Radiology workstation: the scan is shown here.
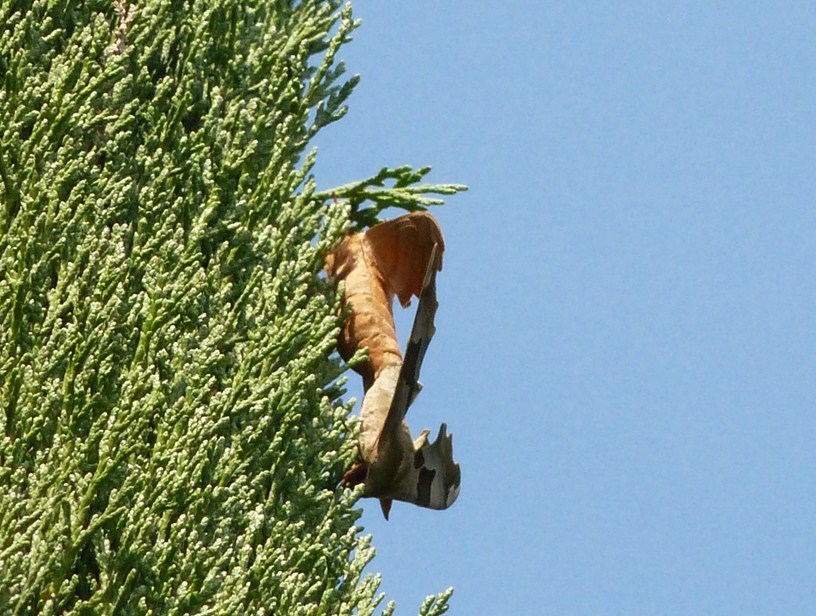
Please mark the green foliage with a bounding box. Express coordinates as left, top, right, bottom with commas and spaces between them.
316, 166, 467, 231
419, 587, 454, 616
0, 0, 455, 613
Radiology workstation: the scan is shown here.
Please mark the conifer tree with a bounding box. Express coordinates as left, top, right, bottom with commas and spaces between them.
0, 1, 462, 613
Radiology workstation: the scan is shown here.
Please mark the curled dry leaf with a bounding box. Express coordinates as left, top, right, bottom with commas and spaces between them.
325, 212, 460, 519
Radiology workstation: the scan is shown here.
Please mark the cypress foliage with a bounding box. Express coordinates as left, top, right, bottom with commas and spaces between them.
0, 1, 461, 613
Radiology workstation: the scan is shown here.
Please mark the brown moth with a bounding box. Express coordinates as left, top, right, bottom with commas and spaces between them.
325, 212, 461, 519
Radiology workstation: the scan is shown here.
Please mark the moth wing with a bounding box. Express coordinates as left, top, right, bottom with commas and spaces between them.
364, 211, 444, 308
411, 423, 461, 510
385, 423, 461, 512
382, 242, 440, 436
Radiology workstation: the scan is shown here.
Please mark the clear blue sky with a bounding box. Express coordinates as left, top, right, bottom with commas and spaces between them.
314, 3, 816, 614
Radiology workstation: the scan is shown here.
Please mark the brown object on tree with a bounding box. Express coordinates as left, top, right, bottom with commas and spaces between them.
325, 212, 444, 389
325, 212, 460, 519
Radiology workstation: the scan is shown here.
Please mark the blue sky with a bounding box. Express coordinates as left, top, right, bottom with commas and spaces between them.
313, 3, 816, 614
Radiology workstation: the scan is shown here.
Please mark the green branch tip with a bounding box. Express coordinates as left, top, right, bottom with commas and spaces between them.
316, 166, 467, 230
